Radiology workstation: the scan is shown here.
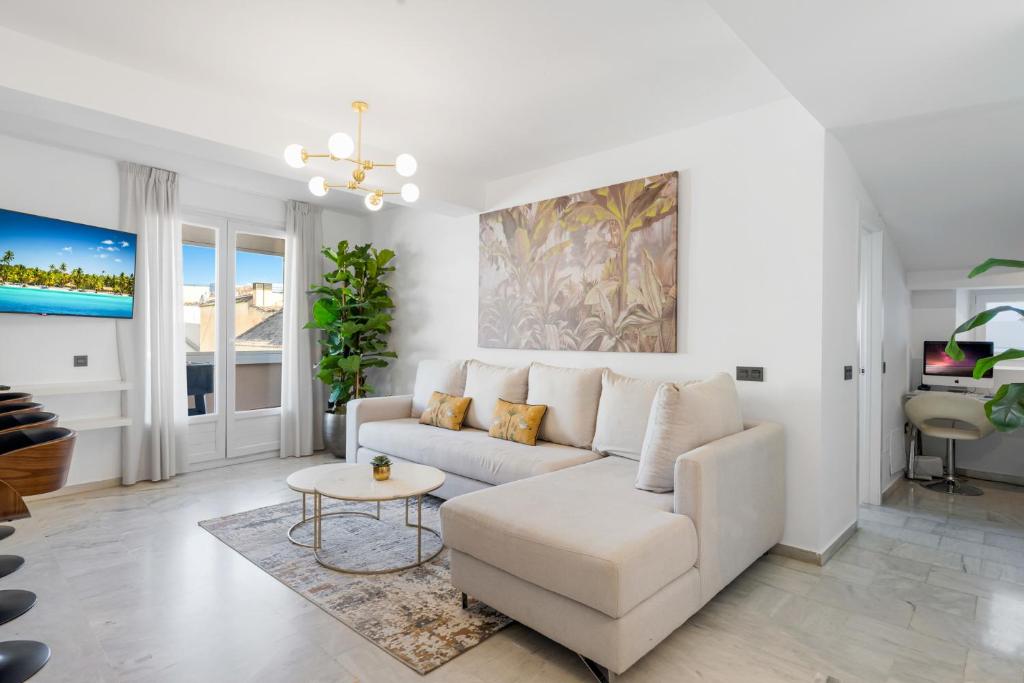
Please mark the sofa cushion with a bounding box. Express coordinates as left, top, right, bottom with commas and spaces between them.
526, 363, 603, 448
411, 360, 467, 418
488, 398, 547, 446
359, 418, 598, 486
636, 373, 744, 493
441, 457, 696, 619
591, 370, 661, 460
418, 392, 472, 431
462, 361, 529, 431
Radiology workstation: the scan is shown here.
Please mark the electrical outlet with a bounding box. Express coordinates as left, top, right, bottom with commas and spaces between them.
74, 355, 88, 367
844, 365, 853, 380
736, 366, 764, 382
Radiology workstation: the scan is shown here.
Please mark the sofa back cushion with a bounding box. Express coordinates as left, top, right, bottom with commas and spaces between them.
411, 360, 467, 418
592, 370, 661, 460
463, 360, 529, 431
635, 373, 744, 492
526, 363, 603, 449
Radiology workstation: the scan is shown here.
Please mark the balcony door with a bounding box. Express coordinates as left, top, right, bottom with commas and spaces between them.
182, 213, 286, 468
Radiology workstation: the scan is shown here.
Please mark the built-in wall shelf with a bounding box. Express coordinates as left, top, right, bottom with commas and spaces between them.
13, 380, 131, 397
61, 416, 133, 432
11, 381, 133, 432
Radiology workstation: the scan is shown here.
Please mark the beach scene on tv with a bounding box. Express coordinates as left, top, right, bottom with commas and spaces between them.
0, 208, 137, 319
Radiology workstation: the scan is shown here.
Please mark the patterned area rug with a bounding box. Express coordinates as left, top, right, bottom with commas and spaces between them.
199, 496, 511, 674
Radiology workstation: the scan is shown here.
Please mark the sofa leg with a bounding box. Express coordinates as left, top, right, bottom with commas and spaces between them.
461, 592, 468, 609
579, 654, 616, 682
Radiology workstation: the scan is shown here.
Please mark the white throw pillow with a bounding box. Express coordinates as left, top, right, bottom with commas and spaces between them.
462, 360, 529, 431
411, 360, 467, 418
635, 373, 744, 493
526, 363, 603, 448
592, 370, 661, 460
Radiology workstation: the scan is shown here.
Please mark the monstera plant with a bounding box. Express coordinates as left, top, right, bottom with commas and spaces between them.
306, 241, 397, 456
945, 258, 1024, 432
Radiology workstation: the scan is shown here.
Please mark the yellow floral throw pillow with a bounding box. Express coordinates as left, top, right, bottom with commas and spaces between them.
419, 391, 472, 431
489, 398, 548, 446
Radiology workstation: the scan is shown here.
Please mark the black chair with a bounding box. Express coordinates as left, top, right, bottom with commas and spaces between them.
186, 363, 214, 416
0, 395, 31, 408
0, 405, 42, 418
0, 427, 75, 682
0, 413, 57, 436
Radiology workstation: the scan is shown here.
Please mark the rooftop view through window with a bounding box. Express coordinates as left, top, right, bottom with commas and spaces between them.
182, 230, 285, 413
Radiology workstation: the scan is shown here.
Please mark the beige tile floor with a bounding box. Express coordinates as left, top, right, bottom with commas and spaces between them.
4, 456, 1024, 682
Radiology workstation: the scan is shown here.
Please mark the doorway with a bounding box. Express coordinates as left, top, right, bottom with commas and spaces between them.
181, 213, 286, 469
857, 226, 884, 505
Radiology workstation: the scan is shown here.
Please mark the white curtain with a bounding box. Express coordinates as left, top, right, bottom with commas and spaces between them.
116, 162, 188, 484
281, 200, 324, 457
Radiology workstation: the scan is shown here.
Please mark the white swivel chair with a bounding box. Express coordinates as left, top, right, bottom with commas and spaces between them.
905, 393, 995, 496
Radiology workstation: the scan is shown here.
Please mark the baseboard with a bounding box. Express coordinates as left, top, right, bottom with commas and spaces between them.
24, 477, 121, 501
956, 468, 1024, 487
771, 520, 858, 567
882, 473, 905, 502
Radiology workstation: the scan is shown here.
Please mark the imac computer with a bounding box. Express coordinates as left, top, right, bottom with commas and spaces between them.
922, 340, 995, 391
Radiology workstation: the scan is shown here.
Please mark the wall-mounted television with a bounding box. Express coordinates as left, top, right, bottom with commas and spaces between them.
0, 208, 137, 319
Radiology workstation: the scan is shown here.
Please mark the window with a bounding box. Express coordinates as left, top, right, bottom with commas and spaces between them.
182, 224, 217, 415
234, 232, 285, 411
972, 289, 1024, 357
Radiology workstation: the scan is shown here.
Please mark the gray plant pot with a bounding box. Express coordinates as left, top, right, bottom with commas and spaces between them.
323, 409, 347, 459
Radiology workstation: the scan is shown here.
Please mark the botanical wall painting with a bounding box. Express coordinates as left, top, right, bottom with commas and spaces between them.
478, 172, 678, 352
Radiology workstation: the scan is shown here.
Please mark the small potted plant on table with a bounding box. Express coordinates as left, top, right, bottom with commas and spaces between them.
371, 455, 392, 481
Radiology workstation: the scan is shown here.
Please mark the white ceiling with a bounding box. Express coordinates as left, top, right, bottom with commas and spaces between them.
707, 0, 1024, 271
0, 0, 788, 212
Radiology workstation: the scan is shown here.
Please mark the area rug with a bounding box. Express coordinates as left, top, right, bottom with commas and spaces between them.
198, 496, 511, 674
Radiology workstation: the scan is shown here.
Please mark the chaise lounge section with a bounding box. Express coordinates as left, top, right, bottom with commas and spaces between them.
442, 421, 784, 678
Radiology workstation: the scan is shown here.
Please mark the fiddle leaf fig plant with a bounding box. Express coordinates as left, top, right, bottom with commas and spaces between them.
305, 241, 397, 412
945, 258, 1024, 432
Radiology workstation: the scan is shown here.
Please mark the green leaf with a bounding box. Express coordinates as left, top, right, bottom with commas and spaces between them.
376, 249, 395, 266
337, 356, 361, 373
338, 321, 360, 339
973, 349, 1024, 379
985, 383, 1024, 432
968, 259, 1024, 278
329, 386, 343, 405
311, 300, 338, 326
946, 305, 1024, 360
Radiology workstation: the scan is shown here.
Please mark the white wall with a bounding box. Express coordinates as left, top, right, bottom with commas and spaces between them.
908, 285, 1024, 480
0, 133, 364, 486
819, 134, 910, 547
368, 98, 845, 553
0, 134, 124, 485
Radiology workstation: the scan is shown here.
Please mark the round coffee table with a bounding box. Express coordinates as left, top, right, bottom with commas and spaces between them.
285, 464, 367, 548
312, 462, 445, 574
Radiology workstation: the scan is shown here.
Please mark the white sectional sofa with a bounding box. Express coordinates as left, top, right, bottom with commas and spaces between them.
347, 360, 785, 680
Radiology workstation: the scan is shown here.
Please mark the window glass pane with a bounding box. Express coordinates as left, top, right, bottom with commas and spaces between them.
234, 232, 284, 411
985, 301, 1024, 353
182, 225, 217, 415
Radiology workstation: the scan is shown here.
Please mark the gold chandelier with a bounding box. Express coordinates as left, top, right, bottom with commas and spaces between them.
283, 100, 419, 211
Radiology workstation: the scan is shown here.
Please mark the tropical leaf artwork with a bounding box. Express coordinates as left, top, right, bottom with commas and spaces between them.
478, 172, 678, 352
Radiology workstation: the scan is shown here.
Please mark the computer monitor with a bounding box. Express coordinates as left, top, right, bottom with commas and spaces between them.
922, 340, 995, 390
